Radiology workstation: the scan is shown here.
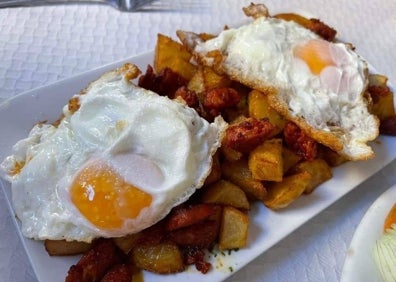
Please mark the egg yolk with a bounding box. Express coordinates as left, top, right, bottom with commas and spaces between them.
70, 161, 152, 229
294, 39, 335, 75
10, 160, 25, 176
384, 204, 396, 232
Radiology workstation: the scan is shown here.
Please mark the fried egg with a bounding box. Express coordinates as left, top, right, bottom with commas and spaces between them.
0, 64, 227, 242
178, 12, 379, 160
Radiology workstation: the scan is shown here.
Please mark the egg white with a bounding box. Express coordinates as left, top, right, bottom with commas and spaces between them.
188, 16, 378, 160
1, 67, 226, 242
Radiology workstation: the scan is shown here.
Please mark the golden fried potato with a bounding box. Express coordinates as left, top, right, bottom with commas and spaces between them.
202, 66, 231, 90
131, 242, 185, 274
187, 67, 206, 93
44, 240, 92, 256
282, 146, 302, 173
248, 90, 286, 136
264, 171, 311, 209
369, 73, 388, 86
204, 152, 222, 185
248, 138, 283, 182
220, 144, 243, 162
113, 233, 142, 254
203, 179, 250, 210
368, 74, 395, 121
154, 34, 196, 80
221, 159, 267, 201
218, 206, 249, 250
290, 158, 332, 194
318, 145, 348, 167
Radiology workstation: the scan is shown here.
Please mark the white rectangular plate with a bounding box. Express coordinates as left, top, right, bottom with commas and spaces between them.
1, 51, 396, 282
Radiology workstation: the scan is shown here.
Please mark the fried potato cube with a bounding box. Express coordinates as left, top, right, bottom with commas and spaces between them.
154, 34, 196, 80
204, 151, 222, 185
187, 66, 205, 94
368, 74, 395, 121
202, 66, 231, 90
282, 146, 302, 173
44, 240, 92, 256
221, 159, 267, 201
248, 90, 286, 136
203, 179, 250, 210
264, 171, 311, 209
248, 138, 283, 182
318, 145, 348, 167
218, 206, 249, 250
113, 233, 141, 254
131, 242, 184, 274
220, 144, 243, 162
369, 73, 388, 86
290, 158, 332, 194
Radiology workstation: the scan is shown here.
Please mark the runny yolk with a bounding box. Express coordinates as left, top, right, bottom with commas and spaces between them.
294, 39, 335, 75
70, 161, 152, 230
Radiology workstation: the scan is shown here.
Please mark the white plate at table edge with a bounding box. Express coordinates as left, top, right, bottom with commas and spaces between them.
341, 184, 396, 282
1, 50, 396, 282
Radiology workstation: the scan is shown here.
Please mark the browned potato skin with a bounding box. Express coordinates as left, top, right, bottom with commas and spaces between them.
44, 240, 92, 256
113, 233, 142, 255
248, 138, 283, 182
318, 145, 348, 167
218, 206, 249, 250
154, 34, 196, 81
290, 159, 332, 194
204, 152, 222, 185
221, 159, 267, 201
131, 242, 185, 274
248, 90, 286, 137
264, 172, 311, 209
282, 146, 302, 173
202, 179, 250, 210
220, 143, 243, 162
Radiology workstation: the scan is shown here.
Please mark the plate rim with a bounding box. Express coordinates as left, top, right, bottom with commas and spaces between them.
341, 184, 396, 282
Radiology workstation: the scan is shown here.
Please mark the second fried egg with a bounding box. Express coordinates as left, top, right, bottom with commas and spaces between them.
181, 14, 378, 160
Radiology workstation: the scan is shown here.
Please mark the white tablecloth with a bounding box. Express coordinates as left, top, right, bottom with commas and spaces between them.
1, 0, 396, 281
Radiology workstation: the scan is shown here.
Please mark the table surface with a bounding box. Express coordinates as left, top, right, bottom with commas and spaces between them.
1, 0, 396, 281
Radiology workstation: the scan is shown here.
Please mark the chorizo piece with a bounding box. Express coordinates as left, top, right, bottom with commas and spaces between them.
368, 84, 392, 103
165, 204, 220, 231
100, 264, 133, 282
169, 220, 220, 249
203, 87, 241, 110
223, 117, 276, 153
283, 121, 318, 161
65, 239, 124, 282
182, 246, 211, 274
380, 115, 396, 136
138, 65, 186, 98
174, 86, 200, 108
